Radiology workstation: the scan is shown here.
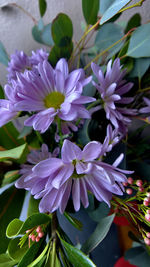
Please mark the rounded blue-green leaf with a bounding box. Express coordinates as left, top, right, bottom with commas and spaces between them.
100, 0, 131, 25
82, 0, 99, 25
51, 13, 73, 47
127, 23, 150, 58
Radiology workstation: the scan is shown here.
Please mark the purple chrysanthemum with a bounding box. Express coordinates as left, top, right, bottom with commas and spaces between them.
7, 49, 48, 82
16, 139, 132, 214
91, 58, 137, 134
140, 97, 150, 122
13, 58, 94, 133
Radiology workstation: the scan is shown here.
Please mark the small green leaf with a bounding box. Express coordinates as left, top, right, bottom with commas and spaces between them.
27, 242, 49, 267
125, 13, 141, 34
32, 23, 54, 46
0, 186, 25, 253
27, 195, 40, 217
0, 41, 9, 66
127, 23, 150, 58
0, 143, 28, 162
64, 212, 83, 230
60, 238, 96, 267
48, 42, 73, 67
129, 58, 150, 79
6, 213, 51, 238
100, 0, 131, 25
0, 254, 16, 267
8, 237, 28, 262
0, 85, 4, 99
2, 170, 20, 187
0, 122, 24, 149
51, 13, 73, 47
39, 0, 47, 17
82, 0, 99, 25
82, 214, 115, 254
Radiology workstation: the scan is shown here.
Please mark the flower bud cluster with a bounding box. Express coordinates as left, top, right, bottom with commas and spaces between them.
123, 177, 144, 195
26, 225, 44, 243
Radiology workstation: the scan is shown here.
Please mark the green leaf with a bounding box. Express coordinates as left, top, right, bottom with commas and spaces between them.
48, 42, 73, 67
0, 254, 16, 267
28, 195, 40, 217
100, 0, 131, 25
0, 85, 4, 99
64, 212, 83, 231
125, 246, 150, 267
81, 214, 115, 254
129, 58, 150, 79
27, 242, 49, 267
88, 202, 110, 222
0, 186, 25, 253
60, 238, 96, 267
95, 22, 124, 58
125, 13, 141, 34
32, 23, 54, 46
18, 126, 32, 139
18, 239, 43, 267
0, 122, 24, 149
0, 143, 28, 162
0, 41, 9, 66
100, 0, 115, 14
2, 170, 20, 187
51, 13, 73, 47
77, 119, 91, 146
6, 213, 51, 238
82, 0, 99, 25
127, 23, 150, 58
8, 237, 28, 262
39, 0, 47, 17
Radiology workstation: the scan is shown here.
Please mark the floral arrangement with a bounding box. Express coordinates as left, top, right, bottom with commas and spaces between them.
0, 0, 150, 266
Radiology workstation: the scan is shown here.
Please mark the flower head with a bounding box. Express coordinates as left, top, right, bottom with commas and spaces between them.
16, 139, 132, 214
91, 58, 137, 134
14, 58, 94, 132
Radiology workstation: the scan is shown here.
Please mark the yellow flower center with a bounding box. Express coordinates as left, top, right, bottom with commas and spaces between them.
44, 91, 65, 109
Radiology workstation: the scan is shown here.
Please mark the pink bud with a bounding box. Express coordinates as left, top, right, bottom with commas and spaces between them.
38, 232, 44, 238
136, 180, 143, 187
123, 182, 128, 187
144, 200, 149, 206
147, 192, 150, 197
146, 232, 150, 238
127, 177, 133, 185
126, 188, 133, 195
31, 235, 36, 242
139, 187, 144, 192
147, 210, 150, 214
145, 214, 150, 222
26, 230, 30, 234
36, 236, 40, 242
144, 237, 150, 246
36, 226, 41, 233
29, 234, 32, 239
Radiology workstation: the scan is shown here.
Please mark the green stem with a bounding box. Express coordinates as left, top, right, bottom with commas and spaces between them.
57, 117, 63, 147
9, 3, 37, 24
35, 131, 43, 144
118, 0, 146, 13
87, 99, 101, 110
84, 28, 135, 71
137, 87, 150, 93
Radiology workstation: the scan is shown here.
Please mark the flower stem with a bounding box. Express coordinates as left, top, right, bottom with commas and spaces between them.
118, 0, 146, 13
9, 3, 37, 24
84, 28, 135, 71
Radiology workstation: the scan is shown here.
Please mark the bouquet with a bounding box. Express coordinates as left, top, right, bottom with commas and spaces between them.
0, 0, 150, 266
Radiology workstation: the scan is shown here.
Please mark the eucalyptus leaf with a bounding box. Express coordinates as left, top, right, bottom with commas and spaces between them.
18, 126, 32, 139
64, 212, 83, 231
0, 143, 28, 162
77, 119, 91, 146
100, 0, 131, 25
82, 0, 99, 25
0, 41, 9, 66
88, 202, 110, 222
48, 42, 73, 67
129, 58, 150, 79
100, 0, 115, 14
39, 0, 47, 17
51, 13, 73, 47
32, 23, 54, 46
8, 237, 28, 262
0, 186, 25, 253
125, 246, 150, 267
60, 238, 96, 267
95, 23, 124, 58
127, 23, 150, 58
81, 214, 115, 254
125, 13, 141, 34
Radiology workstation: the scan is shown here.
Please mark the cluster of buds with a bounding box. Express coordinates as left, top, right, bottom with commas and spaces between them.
123, 177, 144, 195
26, 225, 44, 243
144, 232, 150, 246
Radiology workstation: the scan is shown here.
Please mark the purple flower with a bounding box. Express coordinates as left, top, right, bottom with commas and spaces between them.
7, 49, 48, 82
21, 140, 132, 214
14, 58, 94, 133
91, 59, 137, 134
140, 97, 150, 122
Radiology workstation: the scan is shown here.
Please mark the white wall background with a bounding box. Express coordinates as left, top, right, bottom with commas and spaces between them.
0, 0, 150, 86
